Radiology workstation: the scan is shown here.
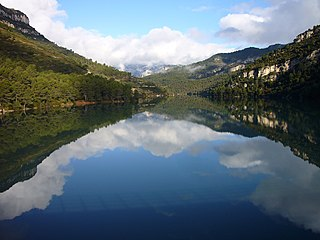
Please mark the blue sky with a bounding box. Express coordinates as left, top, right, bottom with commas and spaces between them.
58, 0, 250, 38
0, 0, 319, 67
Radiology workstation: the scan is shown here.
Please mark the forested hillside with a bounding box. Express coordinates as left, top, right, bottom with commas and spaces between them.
0, 20, 134, 112
144, 45, 283, 95
0, 4, 163, 113
207, 25, 320, 101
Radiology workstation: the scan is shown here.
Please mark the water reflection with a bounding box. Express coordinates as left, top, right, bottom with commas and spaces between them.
0, 109, 320, 234
214, 139, 320, 232
0, 112, 233, 220
151, 96, 320, 166
0, 105, 134, 192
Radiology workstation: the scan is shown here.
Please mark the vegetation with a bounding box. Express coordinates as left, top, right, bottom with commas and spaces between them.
144, 69, 231, 95
144, 45, 283, 95
1, 95, 319, 191
0, 57, 134, 110
208, 25, 320, 101
149, 96, 320, 167
0, 21, 164, 112
188, 44, 284, 79
146, 26, 320, 102
215, 98, 320, 166
0, 104, 135, 192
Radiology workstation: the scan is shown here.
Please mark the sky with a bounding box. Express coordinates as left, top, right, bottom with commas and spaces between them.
0, 0, 320, 68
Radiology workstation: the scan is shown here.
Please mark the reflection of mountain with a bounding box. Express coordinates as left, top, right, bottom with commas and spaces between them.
0, 105, 134, 192
149, 96, 320, 167
0, 112, 233, 220
149, 96, 259, 137
1, 110, 320, 235
223, 100, 320, 166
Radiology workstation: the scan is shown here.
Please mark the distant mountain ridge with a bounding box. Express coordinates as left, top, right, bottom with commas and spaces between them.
0, 4, 46, 40
145, 44, 284, 80
188, 44, 284, 79
143, 44, 284, 95
145, 24, 320, 101
124, 64, 174, 77
207, 25, 320, 101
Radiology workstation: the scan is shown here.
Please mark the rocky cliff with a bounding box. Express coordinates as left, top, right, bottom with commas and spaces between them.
242, 60, 293, 81
208, 25, 320, 101
294, 29, 315, 43
187, 44, 284, 79
240, 25, 320, 83
0, 3, 46, 40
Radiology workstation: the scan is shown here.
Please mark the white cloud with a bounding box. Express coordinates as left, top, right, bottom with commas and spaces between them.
0, 0, 230, 67
217, 0, 320, 45
218, 13, 266, 44
186, 27, 211, 43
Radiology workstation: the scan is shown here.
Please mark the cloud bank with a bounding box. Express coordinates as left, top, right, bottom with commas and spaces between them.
0, 0, 230, 68
1, 0, 318, 67
217, 0, 320, 45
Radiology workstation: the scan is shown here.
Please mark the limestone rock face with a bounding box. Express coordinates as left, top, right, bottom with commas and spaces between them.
230, 64, 245, 72
242, 59, 296, 82
0, 3, 46, 40
307, 49, 320, 60
0, 4, 29, 25
294, 29, 314, 43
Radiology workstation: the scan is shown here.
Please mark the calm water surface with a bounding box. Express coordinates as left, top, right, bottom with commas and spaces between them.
0, 99, 319, 239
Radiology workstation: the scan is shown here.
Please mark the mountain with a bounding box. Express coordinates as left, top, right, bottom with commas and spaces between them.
146, 44, 284, 79
144, 44, 284, 95
186, 44, 284, 79
208, 25, 320, 101
0, 4, 46, 40
124, 64, 174, 77
0, 4, 162, 113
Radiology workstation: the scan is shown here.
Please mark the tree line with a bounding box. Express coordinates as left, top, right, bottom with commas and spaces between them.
0, 58, 134, 112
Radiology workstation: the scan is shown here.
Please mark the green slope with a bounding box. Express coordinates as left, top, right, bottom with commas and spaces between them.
0, 20, 136, 111
144, 44, 283, 95
0, 4, 165, 112
208, 25, 320, 101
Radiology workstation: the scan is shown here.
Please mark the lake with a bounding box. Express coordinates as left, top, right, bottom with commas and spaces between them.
0, 97, 319, 240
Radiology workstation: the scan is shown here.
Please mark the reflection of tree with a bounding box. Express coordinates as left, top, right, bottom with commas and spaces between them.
0, 105, 134, 192
223, 99, 320, 166
150, 96, 320, 167
0, 112, 231, 220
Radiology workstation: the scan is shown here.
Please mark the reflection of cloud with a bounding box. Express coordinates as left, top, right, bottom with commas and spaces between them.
3, 111, 320, 233
0, 158, 71, 220
215, 138, 320, 232
251, 178, 320, 233
0, 112, 231, 220
68, 112, 231, 159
